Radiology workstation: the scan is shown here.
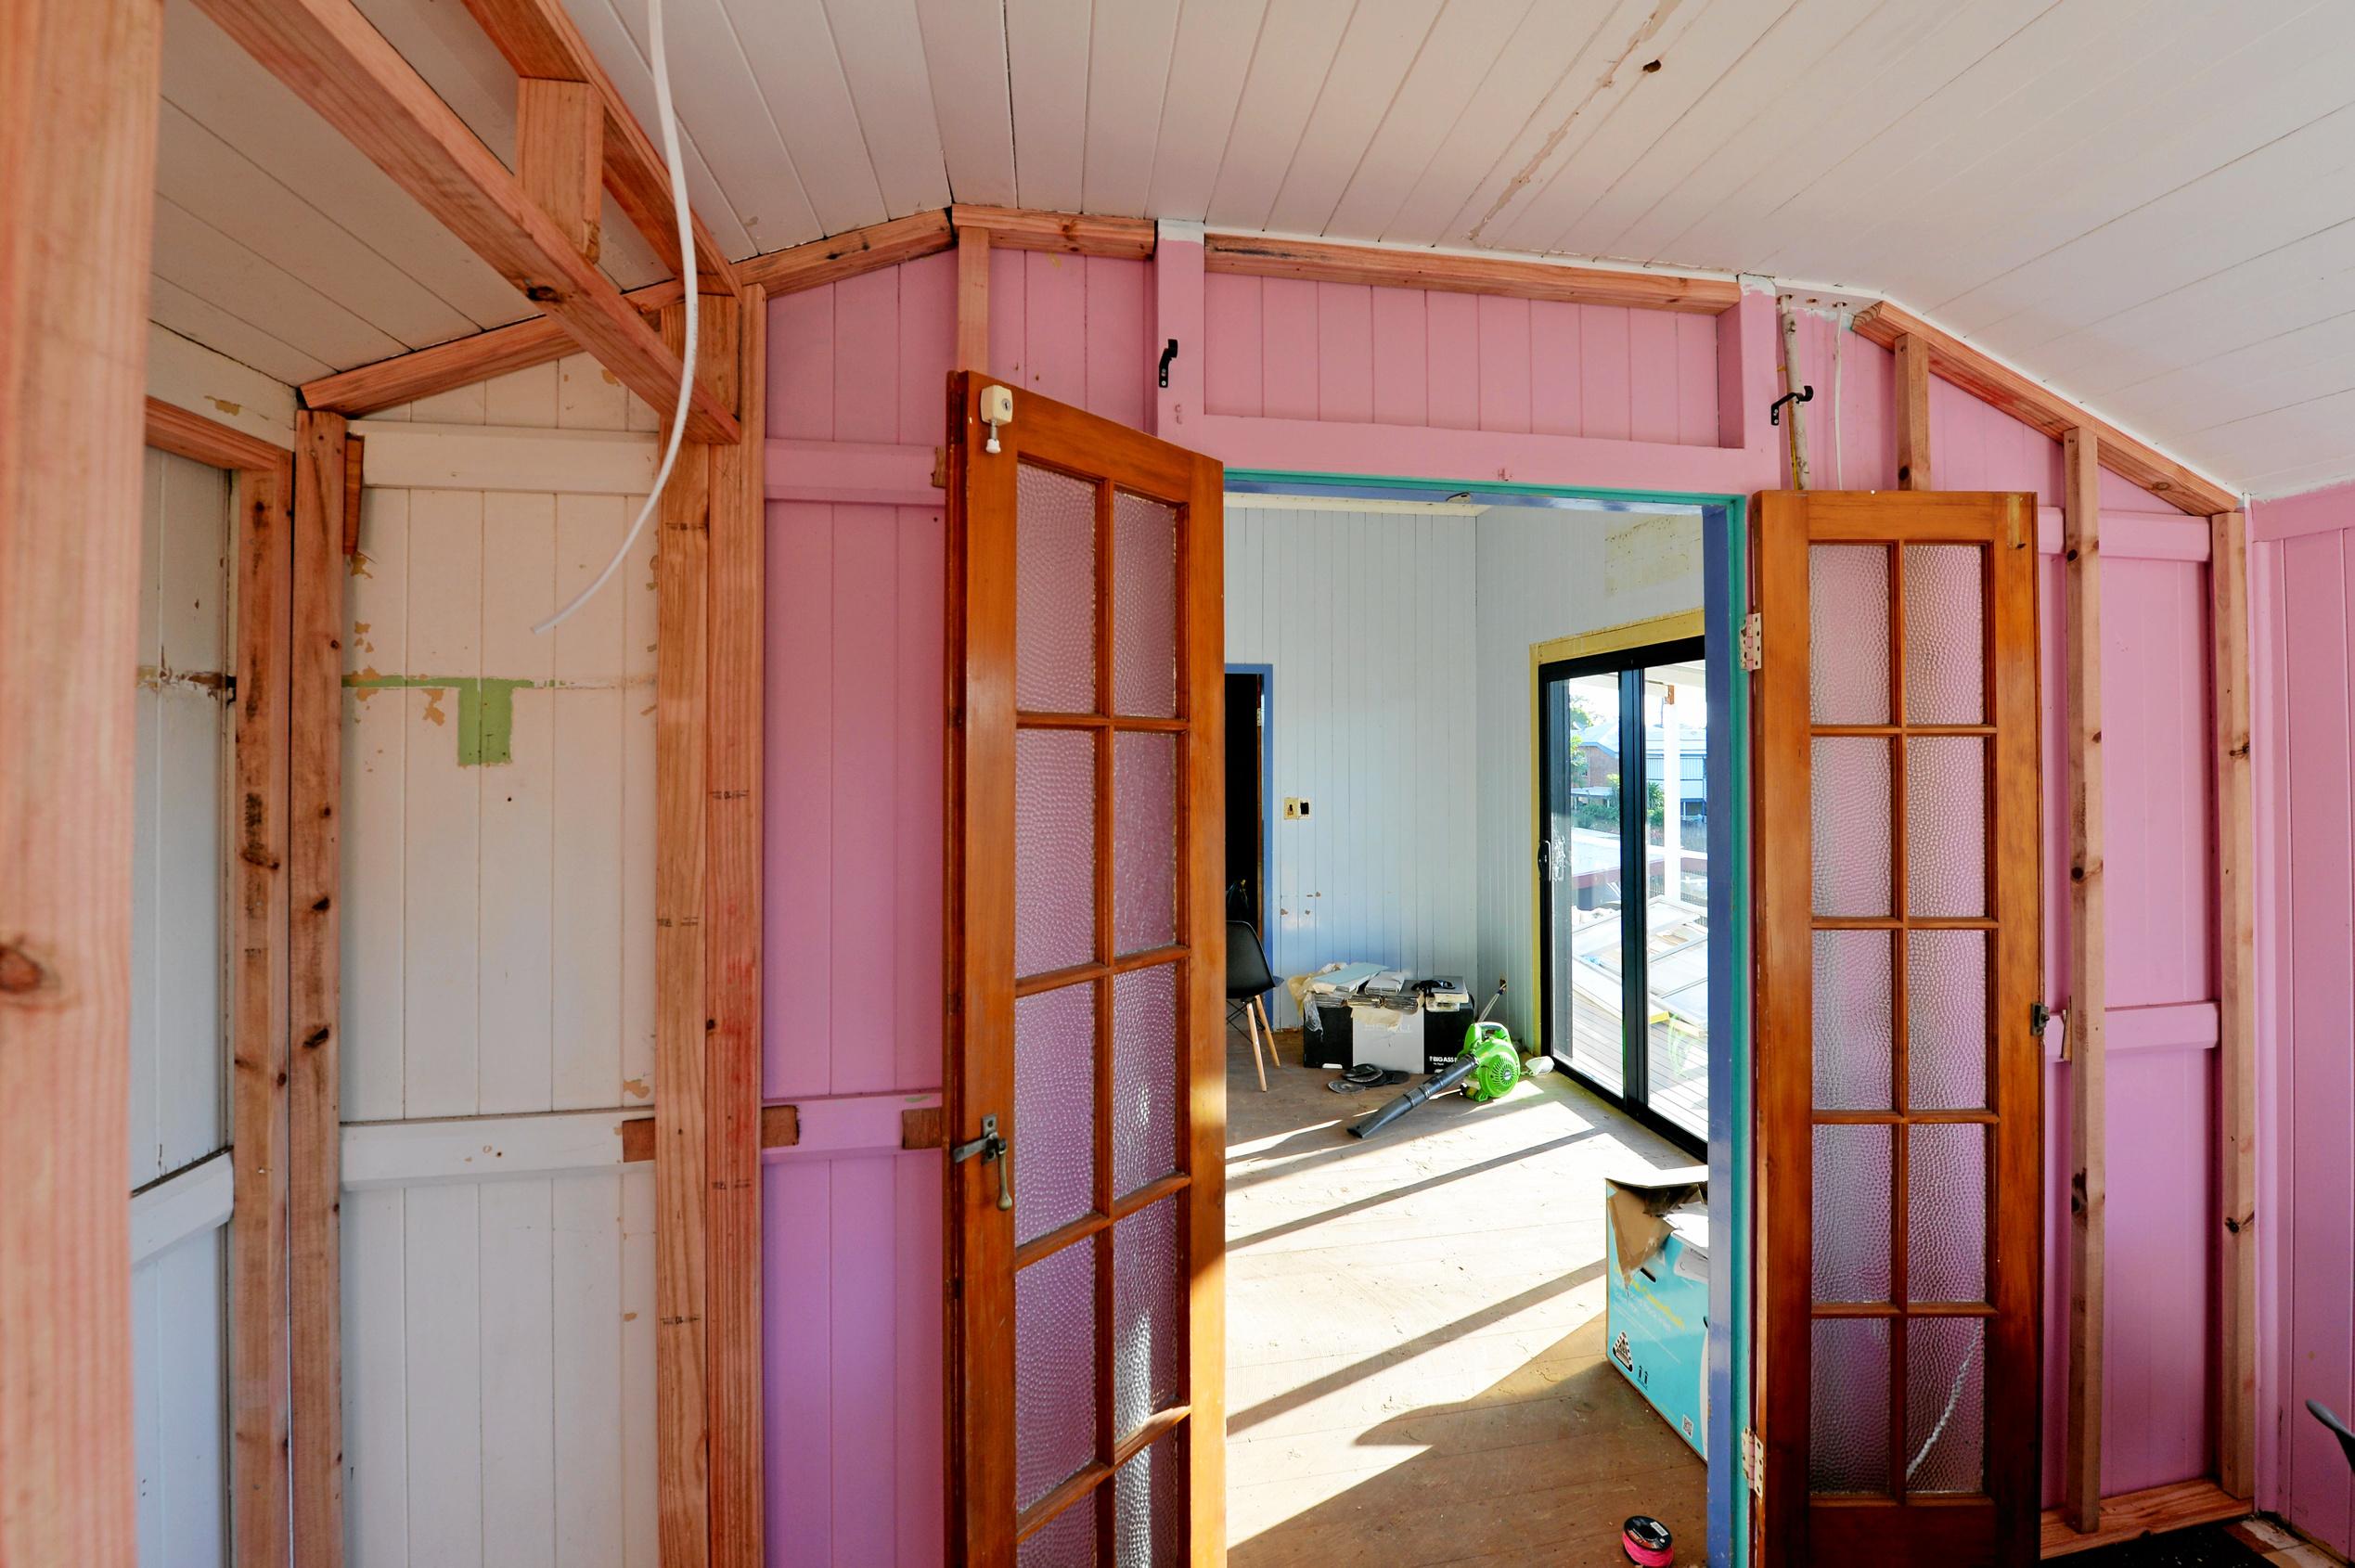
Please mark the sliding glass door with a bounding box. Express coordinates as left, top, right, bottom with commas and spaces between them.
1538, 638, 1709, 1141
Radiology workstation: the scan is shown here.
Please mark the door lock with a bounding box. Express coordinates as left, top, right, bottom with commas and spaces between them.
951, 1112, 1015, 1211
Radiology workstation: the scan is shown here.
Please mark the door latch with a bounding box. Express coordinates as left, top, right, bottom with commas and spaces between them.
951, 1112, 1015, 1212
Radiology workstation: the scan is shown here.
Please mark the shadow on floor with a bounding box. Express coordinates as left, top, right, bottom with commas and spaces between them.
1226, 1024, 1707, 1567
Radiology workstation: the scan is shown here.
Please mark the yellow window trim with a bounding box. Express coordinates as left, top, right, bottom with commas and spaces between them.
1525, 607, 1705, 1060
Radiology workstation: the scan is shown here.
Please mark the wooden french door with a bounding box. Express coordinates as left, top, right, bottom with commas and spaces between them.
1752, 491, 2041, 1567
944, 371, 1227, 1566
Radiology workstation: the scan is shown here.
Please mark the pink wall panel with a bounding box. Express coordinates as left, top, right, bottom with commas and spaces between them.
765, 261, 2251, 1555
2250, 495, 2355, 1555
1198, 276, 1722, 446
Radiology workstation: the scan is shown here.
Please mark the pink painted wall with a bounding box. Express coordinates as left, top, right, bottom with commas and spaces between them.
2248, 480, 2355, 1557
759, 257, 2236, 1555
1202, 275, 1719, 444
1787, 315, 2225, 1508
761, 251, 957, 1566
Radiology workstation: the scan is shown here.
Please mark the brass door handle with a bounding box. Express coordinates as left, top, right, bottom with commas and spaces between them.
951, 1112, 1015, 1211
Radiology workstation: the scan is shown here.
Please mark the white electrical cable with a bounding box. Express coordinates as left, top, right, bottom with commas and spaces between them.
534, 0, 698, 636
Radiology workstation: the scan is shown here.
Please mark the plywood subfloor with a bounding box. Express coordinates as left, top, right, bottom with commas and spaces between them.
1226, 1024, 1708, 1567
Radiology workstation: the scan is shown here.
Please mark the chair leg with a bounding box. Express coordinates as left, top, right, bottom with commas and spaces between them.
1253, 997, 1279, 1068
1243, 994, 1269, 1092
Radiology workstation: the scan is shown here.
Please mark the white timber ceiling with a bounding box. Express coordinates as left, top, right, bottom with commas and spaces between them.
153, 0, 2355, 497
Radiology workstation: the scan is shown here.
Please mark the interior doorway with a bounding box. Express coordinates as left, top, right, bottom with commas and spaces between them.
1216, 479, 1746, 1566
1225, 666, 1269, 932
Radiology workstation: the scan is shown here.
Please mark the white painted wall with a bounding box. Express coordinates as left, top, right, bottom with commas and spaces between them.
340, 354, 663, 1568
1470, 505, 1704, 1047
129, 443, 235, 1568
1224, 503, 1478, 1024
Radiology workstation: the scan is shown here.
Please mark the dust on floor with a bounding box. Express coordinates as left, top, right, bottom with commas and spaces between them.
1225, 1023, 1708, 1567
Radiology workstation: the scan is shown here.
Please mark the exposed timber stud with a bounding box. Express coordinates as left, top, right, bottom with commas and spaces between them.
230, 453, 296, 1568
704, 288, 766, 1568
1895, 331, 1932, 490
516, 78, 603, 263
2212, 508, 2257, 1498
290, 409, 349, 1566
652, 294, 727, 1568
0, 8, 168, 1556
956, 223, 991, 372
2063, 427, 2106, 1535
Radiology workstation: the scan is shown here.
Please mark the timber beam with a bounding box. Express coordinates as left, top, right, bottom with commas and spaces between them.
193, 0, 738, 443
458, 0, 739, 290
1856, 302, 2233, 515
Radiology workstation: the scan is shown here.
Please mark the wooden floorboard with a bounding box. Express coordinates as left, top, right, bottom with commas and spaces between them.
1226, 1027, 1705, 1566
2038, 1478, 2251, 1557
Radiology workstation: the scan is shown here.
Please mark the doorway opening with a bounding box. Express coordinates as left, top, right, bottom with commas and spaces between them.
1225, 665, 1270, 932
1216, 476, 1747, 1567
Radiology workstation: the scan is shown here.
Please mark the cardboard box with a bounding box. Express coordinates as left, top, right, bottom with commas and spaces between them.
1603, 1169, 1709, 1459
1345, 999, 1423, 1072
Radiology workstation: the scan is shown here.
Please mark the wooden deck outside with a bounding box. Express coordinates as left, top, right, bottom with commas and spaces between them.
1225, 1025, 1708, 1566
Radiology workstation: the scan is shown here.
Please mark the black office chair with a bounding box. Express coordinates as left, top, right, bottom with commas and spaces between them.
1226, 920, 1279, 1092
2311, 1400, 2355, 1473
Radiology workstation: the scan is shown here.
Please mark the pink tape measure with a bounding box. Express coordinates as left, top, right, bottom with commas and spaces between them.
1620, 1515, 1674, 1566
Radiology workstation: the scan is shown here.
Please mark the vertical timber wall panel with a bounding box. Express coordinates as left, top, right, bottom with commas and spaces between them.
129, 445, 236, 1568
338, 355, 664, 1567
1222, 505, 1478, 1026
2247, 481, 2355, 1557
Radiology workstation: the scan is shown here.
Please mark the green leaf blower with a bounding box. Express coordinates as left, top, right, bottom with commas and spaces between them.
1350, 978, 1545, 1138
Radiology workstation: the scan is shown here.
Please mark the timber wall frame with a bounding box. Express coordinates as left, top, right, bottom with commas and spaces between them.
1887, 358, 2260, 1554
22, 0, 2258, 1546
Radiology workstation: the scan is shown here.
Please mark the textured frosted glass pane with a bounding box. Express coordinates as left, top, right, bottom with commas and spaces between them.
1812, 1124, 1891, 1303
1112, 964, 1179, 1198
1908, 1123, 1988, 1303
1018, 729, 1097, 977
1810, 544, 1890, 724
1018, 463, 1098, 713
1810, 1317, 1891, 1495
1811, 738, 1891, 918
1113, 1196, 1183, 1441
1113, 1433, 1181, 1568
1113, 492, 1178, 718
1904, 546, 1985, 724
1906, 1317, 1986, 1495
1015, 984, 1097, 1245
1813, 931, 1893, 1112
1016, 1240, 1099, 1511
1113, 732, 1178, 954
1906, 737, 1986, 918
1909, 931, 1988, 1111
1019, 1496, 1098, 1567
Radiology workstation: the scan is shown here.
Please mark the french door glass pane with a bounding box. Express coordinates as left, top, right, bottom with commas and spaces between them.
1113, 1433, 1182, 1567
1014, 983, 1097, 1245
1113, 492, 1178, 718
1113, 732, 1178, 954
1551, 672, 1625, 1096
1643, 662, 1708, 1137
1017, 729, 1097, 977
1019, 1499, 1097, 1567
1016, 463, 1097, 713
1111, 965, 1179, 1198
1113, 1193, 1183, 1440
1906, 1317, 1987, 1494
1810, 1317, 1892, 1494
1016, 1237, 1100, 1511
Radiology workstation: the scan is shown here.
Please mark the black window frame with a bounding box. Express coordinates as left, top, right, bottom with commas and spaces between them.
1536, 635, 1708, 1153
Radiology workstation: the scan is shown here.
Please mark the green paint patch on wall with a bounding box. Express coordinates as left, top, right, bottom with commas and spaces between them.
344, 673, 534, 765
